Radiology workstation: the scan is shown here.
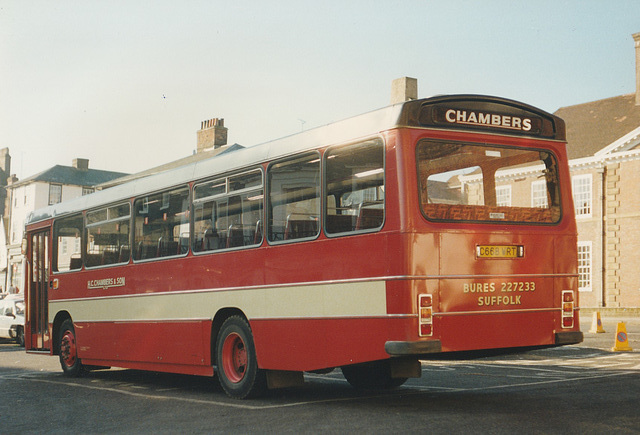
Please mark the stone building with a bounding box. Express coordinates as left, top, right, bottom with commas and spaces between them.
555, 32, 640, 308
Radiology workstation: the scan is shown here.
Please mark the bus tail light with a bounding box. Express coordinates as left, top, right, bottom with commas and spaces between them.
419, 294, 433, 337
561, 290, 574, 328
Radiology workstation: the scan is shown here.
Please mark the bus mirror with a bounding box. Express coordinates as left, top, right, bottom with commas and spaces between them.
21, 238, 27, 255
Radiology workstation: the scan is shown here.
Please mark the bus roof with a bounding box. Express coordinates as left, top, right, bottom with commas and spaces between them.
26, 95, 565, 225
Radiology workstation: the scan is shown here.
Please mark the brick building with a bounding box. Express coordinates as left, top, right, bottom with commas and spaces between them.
554, 32, 640, 308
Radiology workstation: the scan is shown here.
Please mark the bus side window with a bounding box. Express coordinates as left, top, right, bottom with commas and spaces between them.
86, 203, 131, 267
53, 214, 83, 272
267, 152, 320, 243
193, 169, 263, 253
133, 186, 190, 261
324, 138, 385, 235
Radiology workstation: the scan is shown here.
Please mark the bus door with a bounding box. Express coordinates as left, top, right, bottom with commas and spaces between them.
27, 230, 50, 351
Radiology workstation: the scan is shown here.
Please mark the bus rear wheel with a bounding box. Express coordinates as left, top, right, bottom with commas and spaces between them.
215, 316, 266, 399
59, 319, 84, 377
341, 360, 407, 390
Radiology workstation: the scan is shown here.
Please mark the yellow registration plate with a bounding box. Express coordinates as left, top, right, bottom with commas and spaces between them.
476, 245, 524, 258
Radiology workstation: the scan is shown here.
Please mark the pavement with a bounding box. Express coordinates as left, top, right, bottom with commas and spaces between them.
579, 311, 640, 351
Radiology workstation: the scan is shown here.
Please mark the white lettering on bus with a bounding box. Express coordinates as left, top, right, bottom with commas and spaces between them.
477, 295, 522, 306
444, 109, 533, 132
463, 283, 496, 293
88, 277, 126, 290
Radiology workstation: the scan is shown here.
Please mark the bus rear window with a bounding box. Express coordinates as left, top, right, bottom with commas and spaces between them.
417, 140, 561, 224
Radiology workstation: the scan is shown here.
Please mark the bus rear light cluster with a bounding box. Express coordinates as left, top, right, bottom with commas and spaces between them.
419, 294, 433, 337
561, 290, 574, 328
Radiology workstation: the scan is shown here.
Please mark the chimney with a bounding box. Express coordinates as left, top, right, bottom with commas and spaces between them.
390, 77, 418, 104
72, 158, 89, 171
634, 32, 640, 105
197, 118, 228, 153
0, 148, 10, 176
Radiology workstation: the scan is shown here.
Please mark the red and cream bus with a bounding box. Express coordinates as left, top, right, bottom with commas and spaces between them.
24, 95, 582, 398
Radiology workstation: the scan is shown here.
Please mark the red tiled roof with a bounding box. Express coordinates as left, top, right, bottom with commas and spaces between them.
554, 93, 640, 159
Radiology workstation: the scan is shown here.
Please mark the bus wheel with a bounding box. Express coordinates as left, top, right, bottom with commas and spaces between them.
215, 316, 266, 399
341, 360, 407, 390
59, 319, 83, 377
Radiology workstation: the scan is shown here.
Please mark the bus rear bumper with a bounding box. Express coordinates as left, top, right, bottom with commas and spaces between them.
555, 331, 584, 345
385, 339, 442, 356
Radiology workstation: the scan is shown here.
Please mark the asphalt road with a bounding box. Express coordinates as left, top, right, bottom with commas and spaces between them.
1, 315, 639, 434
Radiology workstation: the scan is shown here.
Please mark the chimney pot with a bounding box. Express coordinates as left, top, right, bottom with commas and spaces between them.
197, 118, 228, 153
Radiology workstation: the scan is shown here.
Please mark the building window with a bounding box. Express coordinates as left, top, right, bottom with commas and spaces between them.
572, 174, 592, 217
531, 180, 548, 208
82, 187, 95, 196
495, 185, 512, 207
577, 241, 592, 291
49, 184, 62, 205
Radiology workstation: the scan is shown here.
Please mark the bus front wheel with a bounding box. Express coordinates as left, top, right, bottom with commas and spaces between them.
215, 316, 266, 399
341, 360, 407, 390
58, 319, 84, 377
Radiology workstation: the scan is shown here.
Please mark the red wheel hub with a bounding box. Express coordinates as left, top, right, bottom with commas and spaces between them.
221, 332, 247, 383
60, 330, 77, 368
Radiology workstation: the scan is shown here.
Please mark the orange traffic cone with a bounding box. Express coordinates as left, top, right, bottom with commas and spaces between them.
589, 311, 605, 333
612, 322, 633, 352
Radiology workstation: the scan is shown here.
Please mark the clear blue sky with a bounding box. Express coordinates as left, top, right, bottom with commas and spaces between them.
1, 1, 639, 179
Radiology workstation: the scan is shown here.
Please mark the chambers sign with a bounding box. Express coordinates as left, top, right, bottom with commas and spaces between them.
422, 105, 544, 135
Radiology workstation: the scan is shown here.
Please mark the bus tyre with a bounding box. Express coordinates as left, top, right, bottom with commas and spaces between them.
59, 319, 84, 377
216, 316, 266, 399
341, 360, 407, 390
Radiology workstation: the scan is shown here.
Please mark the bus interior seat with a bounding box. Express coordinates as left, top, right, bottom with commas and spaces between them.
137, 241, 157, 260
227, 225, 245, 248
119, 245, 131, 263
85, 253, 102, 267
284, 215, 318, 240
356, 208, 383, 230
102, 248, 119, 265
157, 238, 179, 257
202, 228, 219, 251
69, 256, 83, 270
